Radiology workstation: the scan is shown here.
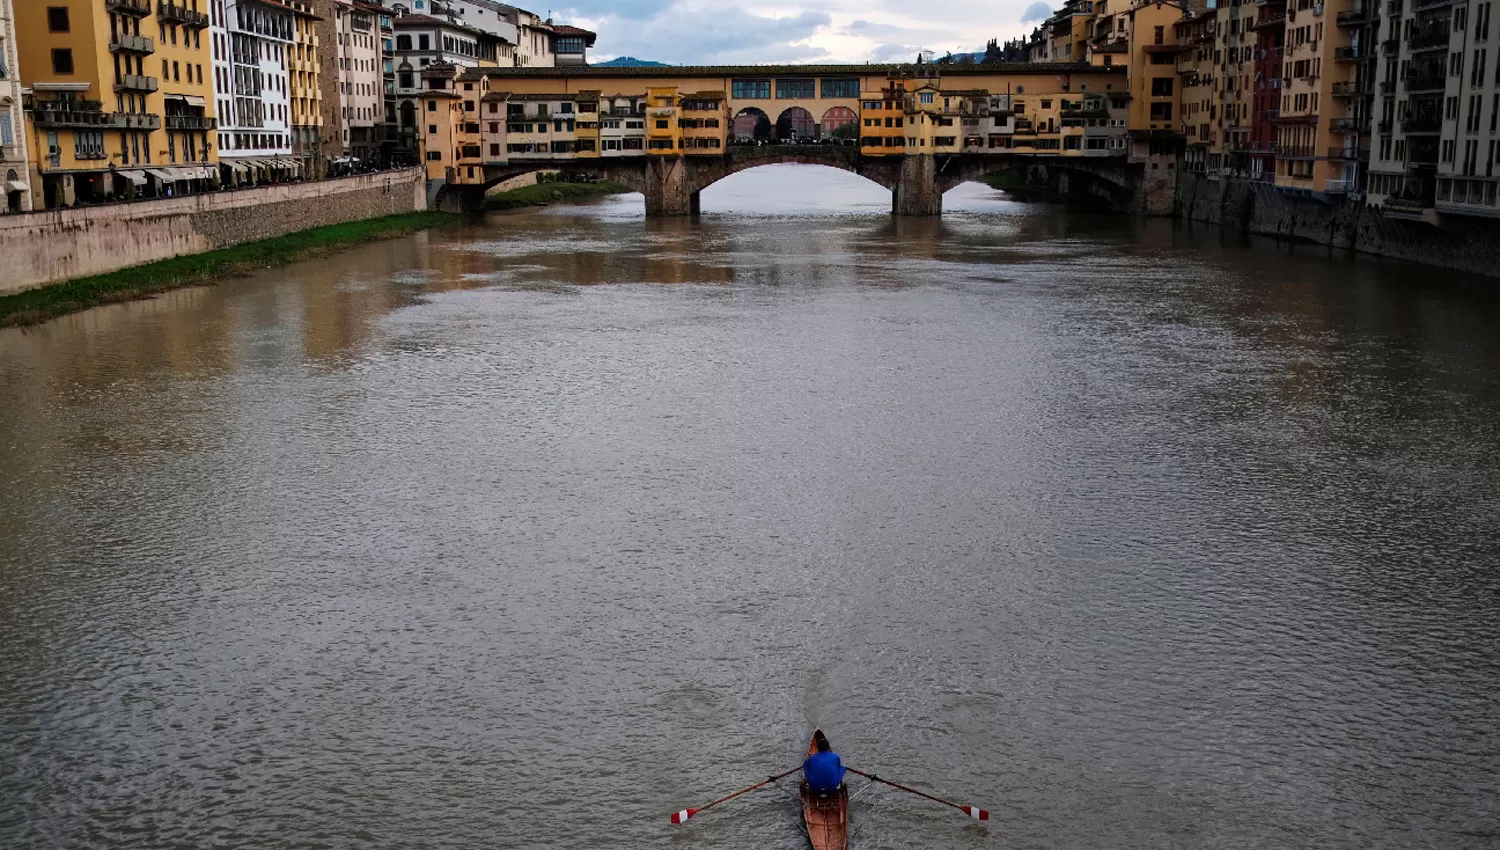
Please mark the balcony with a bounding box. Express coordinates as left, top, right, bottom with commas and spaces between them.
122, 113, 163, 130
1383, 37, 1400, 56
1325, 179, 1356, 193
165, 114, 217, 130
1253, 12, 1287, 28
1333, 46, 1364, 61
1405, 74, 1446, 92
110, 33, 155, 54
1275, 145, 1317, 158
1329, 116, 1369, 131
1379, 79, 1398, 93
105, 0, 152, 15
1378, 118, 1394, 131
1328, 147, 1370, 159
158, 3, 211, 27
1337, 6, 1372, 25
1401, 115, 1442, 133
1413, 0, 1452, 7
115, 74, 159, 93
1408, 31, 1450, 52
1331, 81, 1365, 97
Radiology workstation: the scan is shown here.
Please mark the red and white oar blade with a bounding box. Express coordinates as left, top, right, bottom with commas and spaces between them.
963, 806, 990, 821
670, 808, 699, 824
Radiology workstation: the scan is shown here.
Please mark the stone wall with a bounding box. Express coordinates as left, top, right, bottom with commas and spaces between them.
0, 169, 427, 294
1176, 172, 1500, 276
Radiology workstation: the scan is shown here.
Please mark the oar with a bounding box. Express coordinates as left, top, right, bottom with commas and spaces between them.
845, 767, 990, 821
670, 765, 803, 824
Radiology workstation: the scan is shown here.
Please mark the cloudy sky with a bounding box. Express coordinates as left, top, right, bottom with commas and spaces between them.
552, 0, 1057, 64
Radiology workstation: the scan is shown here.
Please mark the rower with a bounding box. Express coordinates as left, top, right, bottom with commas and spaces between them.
803, 729, 846, 795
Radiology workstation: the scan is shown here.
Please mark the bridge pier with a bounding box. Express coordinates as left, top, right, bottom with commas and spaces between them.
643, 157, 698, 216
892, 155, 942, 217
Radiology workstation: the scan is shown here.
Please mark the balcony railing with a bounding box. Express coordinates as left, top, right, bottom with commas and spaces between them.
1402, 115, 1442, 133
158, 3, 211, 27
1413, 0, 1452, 8
1382, 37, 1400, 56
1336, 10, 1365, 27
1275, 145, 1317, 158
1333, 46, 1364, 61
1378, 118, 1394, 131
1405, 74, 1446, 92
1329, 116, 1369, 131
1379, 79, 1398, 93
1325, 179, 1356, 193
1328, 147, 1370, 159
109, 33, 155, 54
1408, 30, 1451, 52
165, 114, 217, 130
1253, 12, 1287, 28
122, 113, 162, 130
1331, 81, 1363, 97
105, 0, 152, 15
115, 74, 159, 93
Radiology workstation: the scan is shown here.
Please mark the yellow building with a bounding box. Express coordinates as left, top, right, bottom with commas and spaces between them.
1175, 12, 1217, 174
1273, 0, 1362, 192
16, 0, 217, 209
645, 86, 680, 155
574, 89, 601, 158
289, 6, 323, 168
859, 84, 906, 156
678, 90, 726, 154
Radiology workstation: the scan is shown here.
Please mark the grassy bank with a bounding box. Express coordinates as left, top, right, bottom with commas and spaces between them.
0, 211, 451, 329
485, 180, 627, 210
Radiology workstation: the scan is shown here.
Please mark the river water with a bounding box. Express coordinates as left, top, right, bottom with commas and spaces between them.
2, 166, 1499, 850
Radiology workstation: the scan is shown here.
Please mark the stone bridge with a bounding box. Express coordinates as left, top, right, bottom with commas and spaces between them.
436, 147, 1148, 217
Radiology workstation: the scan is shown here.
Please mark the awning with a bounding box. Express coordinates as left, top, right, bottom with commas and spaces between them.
4, 180, 27, 193
165, 94, 208, 107
117, 170, 147, 186
145, 168, 178, 183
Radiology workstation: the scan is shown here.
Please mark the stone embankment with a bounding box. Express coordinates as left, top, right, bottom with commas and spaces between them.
1175, 173, 1500, 276
0, 168, 428, 295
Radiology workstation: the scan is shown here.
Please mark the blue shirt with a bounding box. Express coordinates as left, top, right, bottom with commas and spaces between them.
803, 750, 846, 792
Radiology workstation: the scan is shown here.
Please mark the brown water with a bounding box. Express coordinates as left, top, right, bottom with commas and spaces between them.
2, 166, 1499, 850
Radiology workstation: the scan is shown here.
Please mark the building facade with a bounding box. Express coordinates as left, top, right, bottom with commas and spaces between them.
0, 0, 32, 212
17, 0, 219, 209
211, 0, 311, 183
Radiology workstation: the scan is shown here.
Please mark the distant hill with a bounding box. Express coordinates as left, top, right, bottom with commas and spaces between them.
595, 57, 670, 67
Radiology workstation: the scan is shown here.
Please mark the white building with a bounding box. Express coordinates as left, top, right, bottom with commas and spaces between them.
0, 0, 32, 212
373, 0, 560, 66
336, 0, 383, 162
211, 0, 303, 181
390, 13, 501, 155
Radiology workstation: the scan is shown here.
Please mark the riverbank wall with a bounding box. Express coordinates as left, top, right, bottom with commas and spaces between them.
1175, 173, 1500, 275
0, 168, 427, 295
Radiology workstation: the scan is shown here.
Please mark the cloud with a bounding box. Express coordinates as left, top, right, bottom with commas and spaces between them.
561, 0, 1049, 64
1020, 2, 1053, 22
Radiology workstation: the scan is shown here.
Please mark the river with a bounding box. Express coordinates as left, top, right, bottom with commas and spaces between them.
2, 166, 1499, 850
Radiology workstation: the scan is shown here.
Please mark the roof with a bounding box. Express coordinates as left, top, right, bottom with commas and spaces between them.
681, 91, 727, 99
457, 62, 1124, 81
551, 25, 597, 46
244, 0, 321, 19
392, 12, 504, 41
939, 89, 992, 97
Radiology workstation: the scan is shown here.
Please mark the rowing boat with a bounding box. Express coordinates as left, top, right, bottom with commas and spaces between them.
801, 732, 848, 850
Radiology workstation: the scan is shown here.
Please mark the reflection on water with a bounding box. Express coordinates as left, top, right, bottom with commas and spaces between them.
2, 165, 1499, 850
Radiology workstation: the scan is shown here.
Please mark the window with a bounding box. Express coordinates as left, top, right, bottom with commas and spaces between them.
419, 35, 430, 50
919, 91, 935, 104
731, 79, 771, 99
397, 35, 412, 50
1151, 77, 1175, 96
427, 100, 437, 111
821, 78, 860, 99
429, 124, 437, 134
51, 49, 73, 75
557, 37, 586, 53
47, 7, 69, 32
776, 78, 815, 98
427, 150, 441, 160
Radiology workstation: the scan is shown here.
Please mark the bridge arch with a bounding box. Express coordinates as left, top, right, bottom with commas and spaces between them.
775, 107, 818, 142
821, 107, 858, 140
732, 108, 772, 143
